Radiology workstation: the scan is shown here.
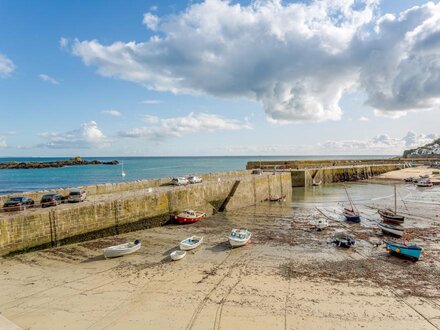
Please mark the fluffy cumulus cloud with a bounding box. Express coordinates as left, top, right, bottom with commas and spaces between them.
101, 109, 122, 117
70, 0, 440, 122
39, 73, 59, 85
0, 52, 15, 77
38, 121, 108, 149
119, 112, 251, 141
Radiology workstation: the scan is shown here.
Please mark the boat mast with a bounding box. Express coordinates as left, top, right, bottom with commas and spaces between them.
344, 185, 356, 212
394, 184, 397, 214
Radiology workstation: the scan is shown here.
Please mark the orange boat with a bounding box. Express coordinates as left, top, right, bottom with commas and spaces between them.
175, 210, 206, 224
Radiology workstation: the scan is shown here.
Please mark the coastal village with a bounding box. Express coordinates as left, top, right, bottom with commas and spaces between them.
0, 142, 440, 329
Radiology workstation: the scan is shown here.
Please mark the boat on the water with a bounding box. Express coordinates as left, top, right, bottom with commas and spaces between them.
170, 250, 187, 261
179, 236, 203, 250
312, 180, 322, 186
343, 186, 360, 222
332, 232, 355, 248
175, 210, 206, 224
315, 218, 328, 231
417, 179, 433, 187
102, 239, 141, 258
378, 222, 404, 237
385, 241, 422, 261
378, 185, 404, 224
228, 229, 252, 248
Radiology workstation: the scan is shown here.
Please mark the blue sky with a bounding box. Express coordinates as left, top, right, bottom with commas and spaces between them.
0, 0, 439, 156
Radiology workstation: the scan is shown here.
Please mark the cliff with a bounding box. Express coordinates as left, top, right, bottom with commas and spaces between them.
403, 139, 440, 158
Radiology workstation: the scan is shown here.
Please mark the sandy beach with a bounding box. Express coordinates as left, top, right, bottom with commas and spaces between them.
1, 181, 440, 330
377, 166, 440, 181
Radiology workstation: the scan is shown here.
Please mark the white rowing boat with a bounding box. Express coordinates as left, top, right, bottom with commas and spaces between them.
102, 240, 141, 258
314, 218, 328, 231
228, 229, 252, 248
179, 236, 203, 251
170, 250, 187, 261
378, 222, 404, 237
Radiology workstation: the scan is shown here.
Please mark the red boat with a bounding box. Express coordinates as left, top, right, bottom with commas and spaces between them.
175, 210, 206, 224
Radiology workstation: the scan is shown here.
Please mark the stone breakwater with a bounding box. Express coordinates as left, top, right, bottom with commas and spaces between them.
0, 171, 291, 257
0, 158, 119, 170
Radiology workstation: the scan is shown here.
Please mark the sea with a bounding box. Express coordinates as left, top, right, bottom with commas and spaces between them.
0, 156, 394, 195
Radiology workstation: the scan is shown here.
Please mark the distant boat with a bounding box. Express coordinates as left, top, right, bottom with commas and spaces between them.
228, 229, 252, 248
170, 250, 187, 261
417, 179, 433, 187
378, 185, 404, 224
179, 236, 203, 251
102, 239, 141, 258
378, 222, 404, 237
312, 180, 322, 186
403, 177, 414, 183
175, 210, 206, 224
269, 195, 286, 202
332, 232, 355, 248
385, 241, 422, 261
343, 186, 360, 222
314, 218, 328, 231
121, 161, 126, 177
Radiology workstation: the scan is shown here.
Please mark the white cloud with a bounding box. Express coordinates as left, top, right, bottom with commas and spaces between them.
39, 74, 59, 85
38, 121, 108, 149
70, 1, 440, 122
60, 37, 69, 48
0, 137, 7, 148
119, 112, 251, 140
359, 116, 369, 121
0, 53, 15, 78
143, 13, 160, 31
101, 109, 122, 117
140, 99, 161, 105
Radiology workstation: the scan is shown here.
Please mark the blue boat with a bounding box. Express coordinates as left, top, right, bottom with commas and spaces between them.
343, 208, 361, 222
385, 241, 422, 261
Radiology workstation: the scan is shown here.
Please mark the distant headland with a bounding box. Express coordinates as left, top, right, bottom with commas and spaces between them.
0, 156, 119, 170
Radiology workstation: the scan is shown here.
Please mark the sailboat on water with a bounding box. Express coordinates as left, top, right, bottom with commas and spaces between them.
343, 186, 360, 222
121, 161, 126, 177
378, 185, 404, 224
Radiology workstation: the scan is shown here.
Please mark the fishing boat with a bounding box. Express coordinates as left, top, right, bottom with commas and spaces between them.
121, 161, 126, 177
170, 250, 187, 261
385, 241, 422, 261
102, 239, 141, 258
179, 236, 203, 250
343, 186, 360, 222
378, 222, 404, 237
417, 179, 433, 187
175, 210, 206, 224
314, 218, 328, 231
228, 229, 252, 248
378, 185, 404, 224
332, 232, 355, 248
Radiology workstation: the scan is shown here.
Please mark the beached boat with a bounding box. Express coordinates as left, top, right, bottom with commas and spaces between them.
343, 186, 360, 222
378, 222, 404, 237
315, 218, 328, 231
332, 232, 355, 248
385, 241, 422, 261
228, 229, 252, 248
269, 195, 286, 202
179, 236, 203, 250
175, 210, 206, 224
404, 177, 414, 183
170, 250, 187, 261
102, 239, 141, 258
378, 185, 404, 224
312, 180, 322, 186
417, 179, 433, 187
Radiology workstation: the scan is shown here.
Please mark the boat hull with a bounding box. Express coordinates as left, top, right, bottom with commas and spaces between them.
378, 210, 404, 224
170, 250, 187, 261
378, 223, 404, 237
228, 229, 252, 248
179, 236, 203, 250
102, 242, 141, 258
385, 241, 422, 261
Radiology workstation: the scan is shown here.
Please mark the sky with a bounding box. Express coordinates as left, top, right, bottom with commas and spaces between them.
1, 0, 440, 157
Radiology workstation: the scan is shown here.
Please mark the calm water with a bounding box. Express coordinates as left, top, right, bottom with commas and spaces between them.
0, 156, 393, 194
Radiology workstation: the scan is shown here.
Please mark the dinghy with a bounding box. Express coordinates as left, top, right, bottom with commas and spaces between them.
343, 186, 361, 222
378, 185, 404, 224
179, 236, 203, 250
102, 239, 141, 258
228, 229, 252, 248
417, 179, 433, 187
175, 210, 206, 224
170, 250, 187, 261
314, 218, 328, 231
385, 241, 422, 261
378, 222, 404, 237
332, 232, 355, 248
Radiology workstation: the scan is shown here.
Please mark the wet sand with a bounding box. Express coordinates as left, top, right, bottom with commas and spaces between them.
377, 166, 440, 181
1, 183, 440, 329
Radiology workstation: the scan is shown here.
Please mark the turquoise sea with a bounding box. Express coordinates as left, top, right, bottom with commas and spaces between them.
0, 156, 393, 194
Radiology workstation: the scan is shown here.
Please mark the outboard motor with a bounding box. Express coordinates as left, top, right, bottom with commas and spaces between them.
134, 239, 141, 245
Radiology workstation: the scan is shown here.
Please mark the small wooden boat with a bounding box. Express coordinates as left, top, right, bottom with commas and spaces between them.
175, 210, 206, 224
404, 177, 414, 183
343, 186, 360, 222
170, 250, 187, 261
332, 232, 355, 248
102, 239, 141, 258
269, 195, 286, 202
179, 236, 203, 250
417, 179, 433, 187
228, 229, 252, 248
378, 185, 404, 224
315, 218, 328, 231
385, 241, 422, 261
378, 222, 404, 237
